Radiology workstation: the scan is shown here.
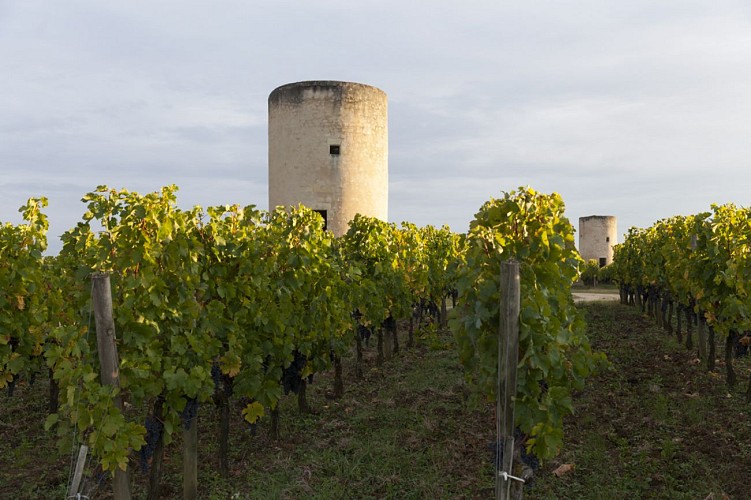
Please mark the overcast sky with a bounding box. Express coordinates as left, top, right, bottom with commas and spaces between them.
2, 1, 751, 254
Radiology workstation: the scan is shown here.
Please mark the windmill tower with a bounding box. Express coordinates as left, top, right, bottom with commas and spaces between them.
268, 80, 388, 236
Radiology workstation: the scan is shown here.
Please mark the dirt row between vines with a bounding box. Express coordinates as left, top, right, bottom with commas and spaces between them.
533, 302, 751, 499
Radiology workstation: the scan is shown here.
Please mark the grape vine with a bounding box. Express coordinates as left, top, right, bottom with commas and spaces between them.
612, 203, 751, 392
0, 183, 603, 495
451, 187, 606, 459
0, 198, 48, 394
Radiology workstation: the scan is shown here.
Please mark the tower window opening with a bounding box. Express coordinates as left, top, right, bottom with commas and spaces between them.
606, 236, 610, 242
329, 145, 340, 155
314, 210, 328, 231
599, 258, 607, 267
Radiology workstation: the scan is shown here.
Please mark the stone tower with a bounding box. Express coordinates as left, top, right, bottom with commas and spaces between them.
579, 215, 617, 266
268, 80, 388, 236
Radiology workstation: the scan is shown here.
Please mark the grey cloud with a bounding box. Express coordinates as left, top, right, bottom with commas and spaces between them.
2, 0, 751, 254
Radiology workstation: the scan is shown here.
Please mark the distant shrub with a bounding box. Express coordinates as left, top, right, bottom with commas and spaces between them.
580, 259, 600, 286
598, 263, 614, 284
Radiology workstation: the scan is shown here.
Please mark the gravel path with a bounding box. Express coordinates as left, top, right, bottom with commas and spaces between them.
572, 292, 620, 303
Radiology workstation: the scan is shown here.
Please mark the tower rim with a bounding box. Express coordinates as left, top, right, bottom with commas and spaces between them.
269, 80, 387, 102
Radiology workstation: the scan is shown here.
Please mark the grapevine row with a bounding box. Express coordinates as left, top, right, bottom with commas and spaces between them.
451, 187, 605, 461
611, 203, 751, 397
2, 185, 603, 496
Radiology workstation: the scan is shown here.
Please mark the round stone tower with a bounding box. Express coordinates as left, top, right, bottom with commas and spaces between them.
578, 215, 617, 266
268, 80, 388, 236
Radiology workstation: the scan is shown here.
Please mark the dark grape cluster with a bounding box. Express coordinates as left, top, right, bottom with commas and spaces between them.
735, 333, 750, 357
224, 375, 234, 397
538, 379, 549, 396
281, 351, 307, 395
94, 464, 108, 487
6, 338, 18, 397
426, 301, 440, 321
139, 415, 164, 473
514, 428, 540, 475
412, 300, 439, 326
211, 362, 233, 399
181, 398, 199, 430
211, 362, 222, 392
519, 443, 540, 471
353, 309, 372, 346
383, 315, 396, 333
487, 429, 539, 474
358, 324, 371, 346
488, 440, 504, 469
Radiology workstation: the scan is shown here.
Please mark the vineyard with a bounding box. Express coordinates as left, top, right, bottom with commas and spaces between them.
4, 187, 751, 497
611, 203, 751, 395
2, 185, 601, 498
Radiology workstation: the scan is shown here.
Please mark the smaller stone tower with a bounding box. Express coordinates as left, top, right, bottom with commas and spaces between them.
579, 215, 617, 266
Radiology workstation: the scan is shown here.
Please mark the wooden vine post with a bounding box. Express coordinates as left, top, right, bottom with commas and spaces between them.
496, 260, 521, 500
184, 410, 198, 500
91, 273, 132, 500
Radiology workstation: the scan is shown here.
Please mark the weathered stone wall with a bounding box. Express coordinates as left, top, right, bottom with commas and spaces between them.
579, 215, 617, 266
268, 81, 388, 236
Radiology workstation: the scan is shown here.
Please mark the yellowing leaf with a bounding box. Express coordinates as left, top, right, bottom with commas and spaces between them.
0, 372, 12, 389
242, 401, 265, 424
220, 354, 242, 378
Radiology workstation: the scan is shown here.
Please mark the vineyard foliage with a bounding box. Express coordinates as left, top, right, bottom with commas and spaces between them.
341, 214, 408, 329
4, 184, 602, 478
48, 187, 359, 471
612, 203, 751, 338
0, 198, 48, 391
451, 187, 605, 459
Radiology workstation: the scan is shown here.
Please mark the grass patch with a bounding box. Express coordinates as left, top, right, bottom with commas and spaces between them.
531, 302, 751, 499
572, 283, 619, 292
1, 326, 498, 498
